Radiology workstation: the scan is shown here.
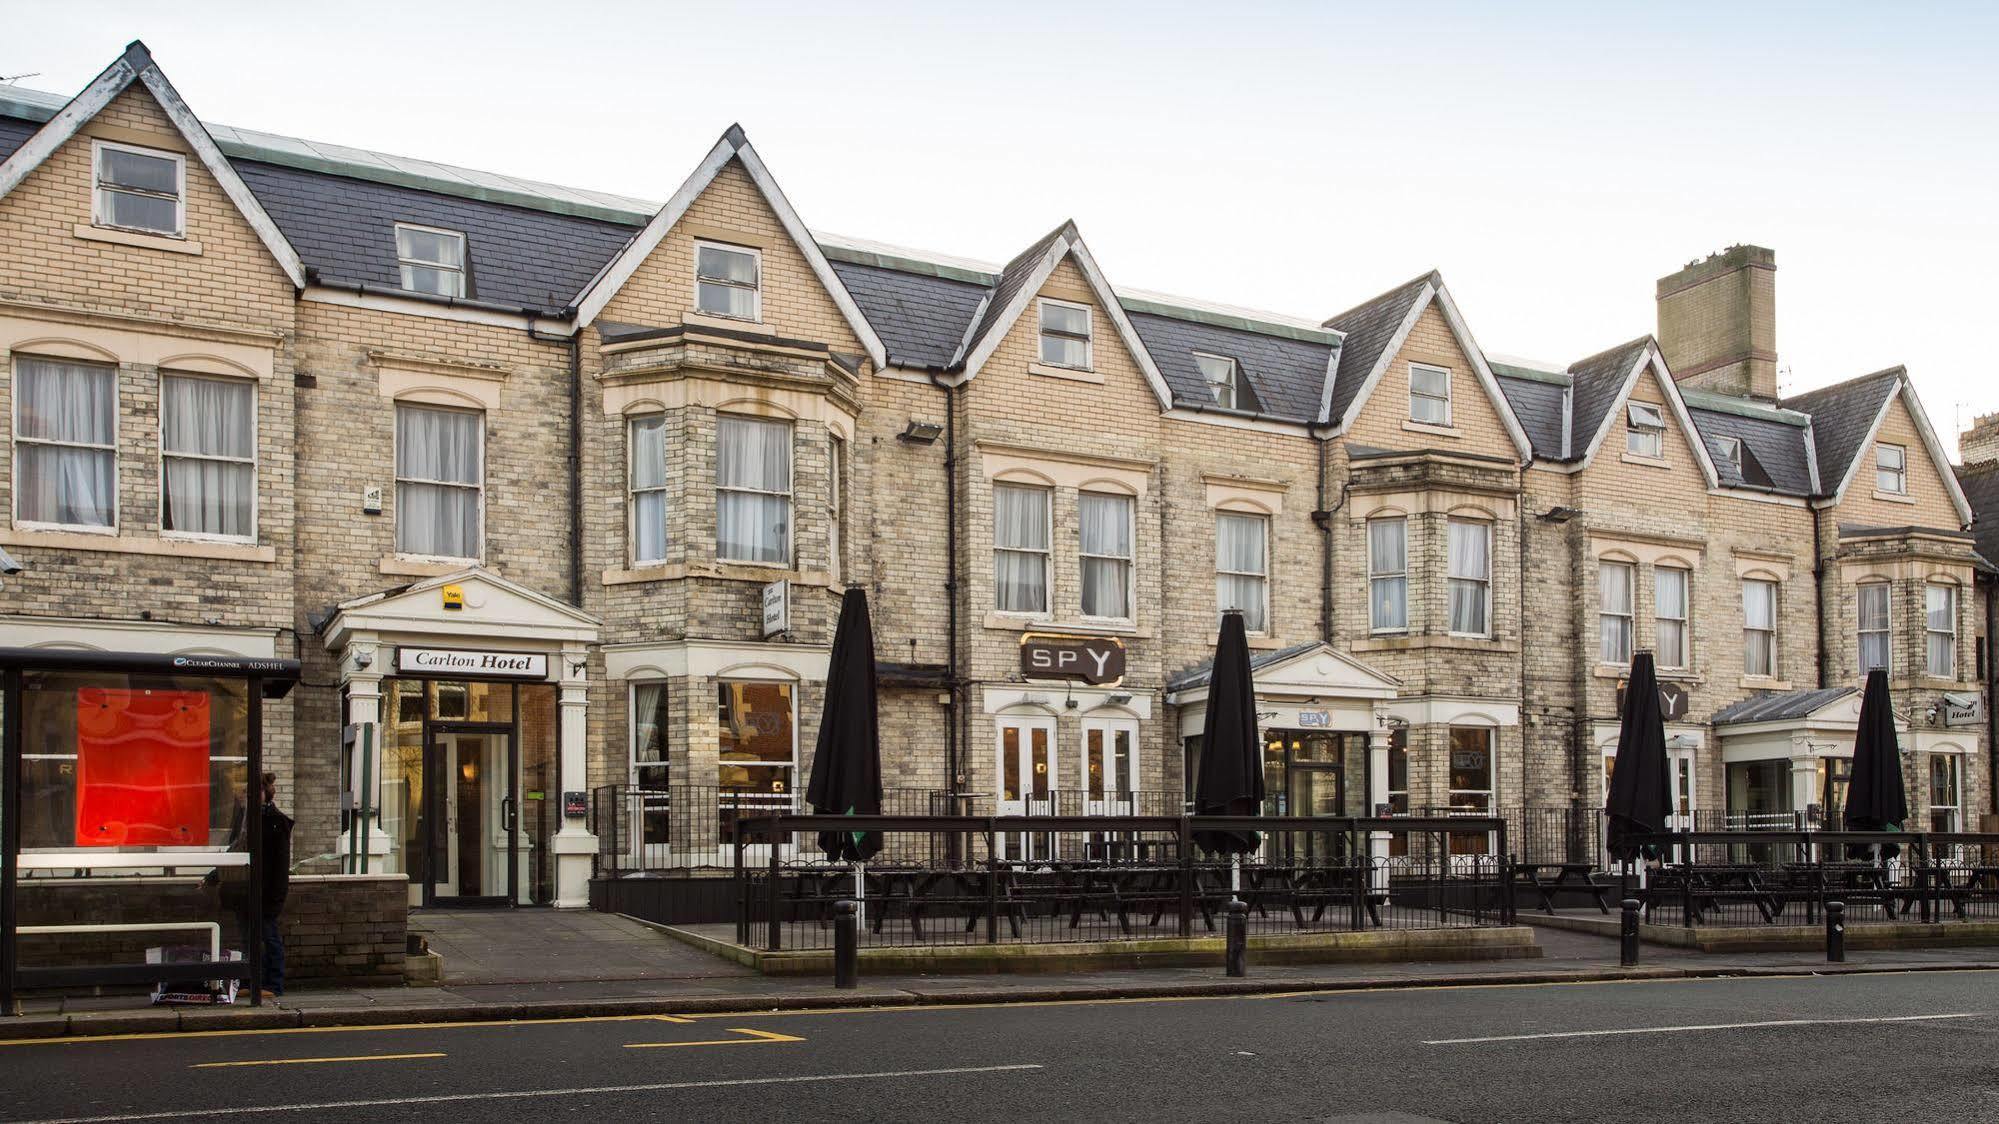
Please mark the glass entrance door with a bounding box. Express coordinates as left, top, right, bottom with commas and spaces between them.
424, 723, 517, 907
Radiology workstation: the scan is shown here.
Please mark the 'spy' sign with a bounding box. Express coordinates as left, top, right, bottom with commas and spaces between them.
1615, 678, 1691, 722
1019, 633, 1126, 686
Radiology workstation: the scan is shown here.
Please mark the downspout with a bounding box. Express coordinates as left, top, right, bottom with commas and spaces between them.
929, 372, 962, 799
1811, 503, 1828, 688
1309, 427, 1343, 646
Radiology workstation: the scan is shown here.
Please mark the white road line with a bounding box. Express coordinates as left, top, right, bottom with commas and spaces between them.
15, 1064, 1046, 1124
1424, 1012, 1984, 1045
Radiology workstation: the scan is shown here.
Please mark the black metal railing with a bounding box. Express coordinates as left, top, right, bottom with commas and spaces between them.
731, 813, 1514, 951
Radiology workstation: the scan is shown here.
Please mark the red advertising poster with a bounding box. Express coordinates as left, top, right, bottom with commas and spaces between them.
75, 688, 212, 847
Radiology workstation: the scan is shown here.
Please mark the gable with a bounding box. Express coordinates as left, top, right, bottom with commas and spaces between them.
975, 255, 1163, 417
1833, 390, 1965, 528
1343, 302, 1518, 458
325, 568, 600, 648
1579, 360, 1717, 501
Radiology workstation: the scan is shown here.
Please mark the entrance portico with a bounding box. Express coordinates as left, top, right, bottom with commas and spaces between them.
320, 568, 600, 907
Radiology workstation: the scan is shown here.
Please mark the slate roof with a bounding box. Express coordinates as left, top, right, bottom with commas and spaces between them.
1685, 406, 1809, 493
236, 161, 639, 313
0, 114, 33, 163
828, 259, 988, 370
1127, 312, 1339, 422
1782, 367, 1903, 497
1566, 337, 1652, 458
1322, 273, 1435, 425
1166, 641, 1320, 692
1711, 686, 1855, 726
1955, 462, 1999, 568
1493, 374, 1567, 458
955, 222, 1069, 364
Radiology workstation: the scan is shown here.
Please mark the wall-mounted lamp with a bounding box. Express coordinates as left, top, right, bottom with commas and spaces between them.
1538, 506, 1580, 523
898, 419, 944, 444
1106, 692, 1134, 706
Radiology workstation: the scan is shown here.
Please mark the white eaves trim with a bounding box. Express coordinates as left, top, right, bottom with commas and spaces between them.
950, 223, 1176, 411
1813, 372, 1973, 525
303, 285, 575, 335
0, 43, 307, 290
1328, 278, 1534, 462
1573, 341, 1721, 489
567, 126, 886, 369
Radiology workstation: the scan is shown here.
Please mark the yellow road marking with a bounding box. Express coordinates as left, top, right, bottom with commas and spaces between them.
624, 1027, 804, 1049
194, 1052, 446, 1068
0, 1013, 690, 1049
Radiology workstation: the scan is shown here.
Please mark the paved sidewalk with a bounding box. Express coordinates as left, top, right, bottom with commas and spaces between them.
8, 915, 1998, 1040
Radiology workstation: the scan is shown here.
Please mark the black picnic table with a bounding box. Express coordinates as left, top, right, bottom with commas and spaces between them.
1513, 862, 1610, 915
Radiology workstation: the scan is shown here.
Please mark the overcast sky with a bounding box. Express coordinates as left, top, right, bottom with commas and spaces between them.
10, 2, 1998, 447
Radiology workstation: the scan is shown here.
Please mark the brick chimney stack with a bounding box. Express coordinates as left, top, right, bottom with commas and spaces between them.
1656, 245, 1778, 402
1961, 412, 1999, 468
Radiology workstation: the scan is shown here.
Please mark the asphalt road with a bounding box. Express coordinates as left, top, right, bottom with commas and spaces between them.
3, 971, 1996, 1123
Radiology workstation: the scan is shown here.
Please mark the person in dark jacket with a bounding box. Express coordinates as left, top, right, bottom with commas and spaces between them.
225, 771, 294, 999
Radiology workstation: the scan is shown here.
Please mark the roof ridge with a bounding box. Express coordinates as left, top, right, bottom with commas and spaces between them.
1322, 270, 1437, 328
1566, 334, 1654, 373
1780, 365, 1905, 408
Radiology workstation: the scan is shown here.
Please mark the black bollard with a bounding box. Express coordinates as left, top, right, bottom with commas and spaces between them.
1225, 899, 1248, 978
1826, 900, 1845, 963
833, 899, 859, 989
1619, 897, 1641, 967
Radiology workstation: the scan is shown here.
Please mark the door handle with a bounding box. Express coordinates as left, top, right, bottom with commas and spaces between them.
502, 796, 516, 832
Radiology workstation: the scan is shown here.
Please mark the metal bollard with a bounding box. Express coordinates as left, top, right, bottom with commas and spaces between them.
1225, 899, 1248, 978
833, 900, 859, 989
1619, 898, 1641, 967
1826, 900, 1845, 963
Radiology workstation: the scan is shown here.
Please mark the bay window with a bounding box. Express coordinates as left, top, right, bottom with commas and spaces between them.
1215, 511, 1269, 632
1926, 584, 1957, 678
161, 374, 256, 540
13, 356, 117, 529
1598, 561, 1634, 665
1858, 583, 1891, 673
1654, 567, 1689, 669
1368, 517, 1407, 633
993, 483, 1051, 613
715, 414, 791, 565
394, 403, 483, 559
1078, 491, 1133, 620
629, 413, 668, 564
1743, 579, 1777, 677
1447, 518, 1491, 636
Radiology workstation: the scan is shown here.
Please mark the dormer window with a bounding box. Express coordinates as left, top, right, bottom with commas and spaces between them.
1626, 402, 1665, 458
1876, 443, 1907, 495
1038, 299, 1092, 369
1196, 353, 1247, 410
1409, 363, 1451, 425
1715, 435, 1743, 474
396, 224, 467, 297
696, 241, 761, 320
93, 141, 183, 236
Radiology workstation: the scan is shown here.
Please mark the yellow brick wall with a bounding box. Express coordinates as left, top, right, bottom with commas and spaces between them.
1344, 304, 1518, 460
1833, 394, 1962, 529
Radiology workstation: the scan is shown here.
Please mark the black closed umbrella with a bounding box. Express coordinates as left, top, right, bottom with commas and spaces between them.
1844, 668, 1907, 857
1193, 611, 1264, 861
1605, 651, 1672, 864
805, 587, 883, 863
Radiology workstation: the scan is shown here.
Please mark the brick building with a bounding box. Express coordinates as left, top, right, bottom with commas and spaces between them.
0, 44, 1990, 911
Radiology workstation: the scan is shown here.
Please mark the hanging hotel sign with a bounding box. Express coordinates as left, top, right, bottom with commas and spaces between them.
396, 647, 548, 679
1019, 633, 1126, 685
1943, 691, 1982, 728
762, 580, 789, 638
1614, 679, 1691, 722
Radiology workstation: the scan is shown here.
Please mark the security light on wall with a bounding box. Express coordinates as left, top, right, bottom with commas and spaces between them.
898, 419, 944, 444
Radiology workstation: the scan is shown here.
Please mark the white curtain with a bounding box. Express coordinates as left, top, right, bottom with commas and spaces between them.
396, 404, 482, 558
632, 683, 669, 776
161, 376, 255, 537
1447, 520, 1489, 635
1369, 519, 1406, 631
716, 415, 791, 564
1599, 563, 1633, 663
1927, 585, 1955, 676
630, 414, 667, 563
1215, 512, 1267, 631
14, 357, 116, 527
1743, 580, 1776, 676
1655, 568, 1688, 667
994, 484, 1049, 612
1079, 492, 1131, 618
1859, 585, 1891, 672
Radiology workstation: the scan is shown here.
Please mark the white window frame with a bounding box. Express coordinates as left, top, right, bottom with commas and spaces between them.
714, 413, 793, 566
1743, 578, 1778, 678
694, 240, 762, 322
1037, 298, 1093, 370
92, 139, 185, 237
1716, 436, 1744, 474
1858, 582, 1892, 674
1409, 363, 1452, 426
158, 371, 257, 544
1446, 518, 1492, 638
1926, 583, 1957, 679
1626, 402, 1665, 458
1215, 510, 1270, 633
1929, 753, 1962, 834
628, 680, 672, 861
1080, 714, 1142, 814
393, 402, 485, 562
1654, 566, 1690, 670
394, 222, 467, 298
627, 412, 669, 565
1077, 490, 1134, 622
11, 355, 119, 534
1367, 516, 1408, 635
1599, 561, 1635, 665
992, 482, 1053, 615
1195, 353, 1241, 410
1876, 442, 1908, 495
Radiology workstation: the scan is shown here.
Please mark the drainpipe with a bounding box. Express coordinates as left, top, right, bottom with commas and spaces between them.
929, 372, 962, 800
1811, 503, 1828, 689
1309, 428, 1343, 646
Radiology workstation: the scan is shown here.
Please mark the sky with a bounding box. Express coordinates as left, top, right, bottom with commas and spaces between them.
8, 1, 1998, 447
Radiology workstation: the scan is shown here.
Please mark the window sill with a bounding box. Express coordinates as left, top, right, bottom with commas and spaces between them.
1872, 489, 1916, 505
682, 310, 768, 333
1740, 675, 1794, 691
1401, 420, 1459, 439
981, 612, 1150, 638
74, 224, 202, 255
380, 554, 486, 578
1620, 452, 1670, 469
0, 527, 274, 562
1027, 361, 1103, 384
1353, 634, 1518, 654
